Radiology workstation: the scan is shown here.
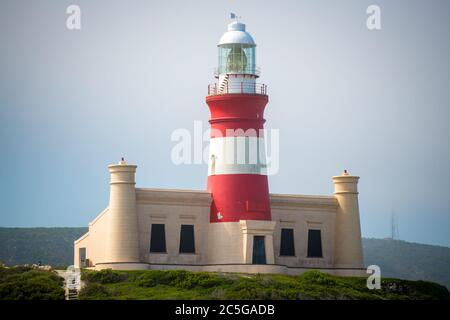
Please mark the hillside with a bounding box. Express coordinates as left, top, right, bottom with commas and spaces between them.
0, 228, 449, 289
363, 238, 450, 289
0, 227, 87, 267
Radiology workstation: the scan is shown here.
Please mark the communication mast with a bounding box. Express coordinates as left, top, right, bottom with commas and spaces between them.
391, 210, 399, 240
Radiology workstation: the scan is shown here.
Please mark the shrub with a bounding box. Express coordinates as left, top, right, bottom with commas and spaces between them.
0, 265, 33, 281
78, 283, 112, 300
137, 270, 183, 287
298, 270, 338, 286
0, 268, 64, 300
381, 278, 450, 300
178, 272, 231, 289
83, 269, 128, 284
136, 270, 231, 289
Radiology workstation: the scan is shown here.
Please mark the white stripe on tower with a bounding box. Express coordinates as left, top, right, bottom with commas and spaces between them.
208, 136, 267, 176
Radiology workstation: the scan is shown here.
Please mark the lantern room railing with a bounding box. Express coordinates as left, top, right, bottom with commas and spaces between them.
208, 82, 268, 96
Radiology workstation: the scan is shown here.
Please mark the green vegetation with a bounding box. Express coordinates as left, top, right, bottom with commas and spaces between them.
0, 266, 65, 300
78, 269, 450, 300
0, 265, 448, 300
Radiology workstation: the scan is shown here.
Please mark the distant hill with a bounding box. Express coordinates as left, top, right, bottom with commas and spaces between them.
0, 228, 449, 289
363, 238, 450, 289
0, 227, 87, 267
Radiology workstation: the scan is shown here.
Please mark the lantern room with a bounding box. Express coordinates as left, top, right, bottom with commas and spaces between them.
217, 21, 257, 77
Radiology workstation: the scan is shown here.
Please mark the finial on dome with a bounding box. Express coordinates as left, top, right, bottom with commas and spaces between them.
343, 169, 349, 176
119, 157, 126, 165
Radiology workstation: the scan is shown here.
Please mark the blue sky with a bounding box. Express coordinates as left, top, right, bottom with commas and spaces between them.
0, 0, 449, 247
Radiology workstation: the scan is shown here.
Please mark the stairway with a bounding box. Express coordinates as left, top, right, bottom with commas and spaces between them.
57, 269, 81, 300
67, 288, 79, 300
218, 74, 229, 94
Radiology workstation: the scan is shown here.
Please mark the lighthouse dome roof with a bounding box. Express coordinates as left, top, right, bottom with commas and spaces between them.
218, 21, 255, 46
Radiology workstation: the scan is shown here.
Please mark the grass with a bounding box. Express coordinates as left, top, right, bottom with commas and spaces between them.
78, 269, 450, 300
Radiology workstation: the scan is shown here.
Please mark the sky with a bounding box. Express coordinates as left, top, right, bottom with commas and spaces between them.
0, 0, 449, 247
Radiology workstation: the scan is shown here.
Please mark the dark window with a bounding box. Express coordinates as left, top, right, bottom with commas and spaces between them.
150, 224, 166, 253
79, 248, 86, 267
307, 229, 323, 258
179, 225, 195, 253
280, 228, 295, 256
252, 236, 267, 264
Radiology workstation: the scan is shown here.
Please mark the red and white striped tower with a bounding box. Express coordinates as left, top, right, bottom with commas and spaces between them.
206, 19, 271, 223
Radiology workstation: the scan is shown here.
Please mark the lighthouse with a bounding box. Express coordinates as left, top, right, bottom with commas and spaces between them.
75, 17, 365, 275
206, 19, 271, 223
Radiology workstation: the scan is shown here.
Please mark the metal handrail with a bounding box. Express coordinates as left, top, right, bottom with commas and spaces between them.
207, 82, 268, 96
213, 66, 261, 77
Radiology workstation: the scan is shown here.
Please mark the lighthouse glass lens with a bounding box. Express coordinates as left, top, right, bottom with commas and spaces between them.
218, 44, 255, 75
